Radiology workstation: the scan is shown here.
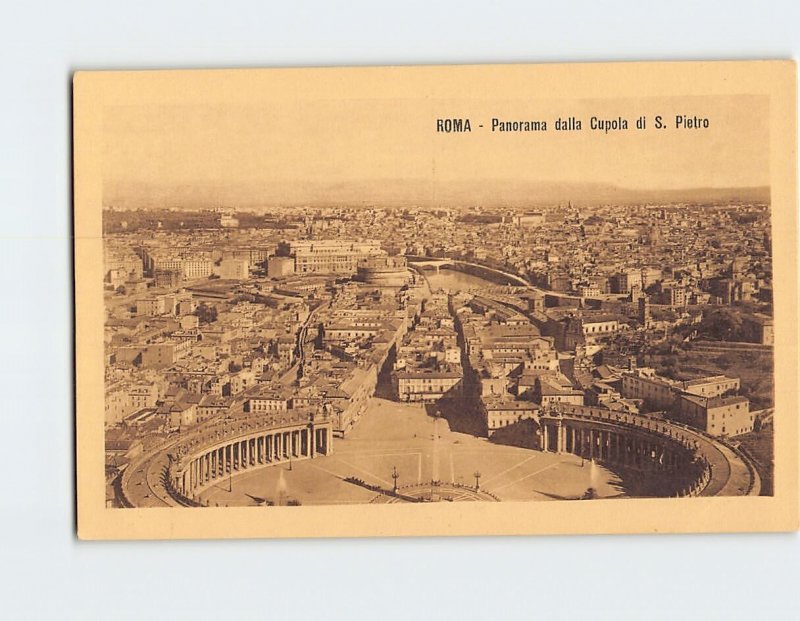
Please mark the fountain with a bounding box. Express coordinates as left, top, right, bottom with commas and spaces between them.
275, 468, 288, 506
589, 458, 600, 487
583, 458, 600, 500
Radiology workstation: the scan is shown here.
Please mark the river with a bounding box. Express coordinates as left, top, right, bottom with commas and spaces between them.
424, 268, 496, 293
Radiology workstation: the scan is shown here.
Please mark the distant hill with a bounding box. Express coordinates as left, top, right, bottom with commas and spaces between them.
104, 178, 770, 210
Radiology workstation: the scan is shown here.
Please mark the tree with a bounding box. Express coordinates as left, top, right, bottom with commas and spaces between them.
193, 303, 218, 324
700, 308, 743, 341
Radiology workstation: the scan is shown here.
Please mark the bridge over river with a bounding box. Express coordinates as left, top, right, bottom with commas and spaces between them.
406, 256, 624, 304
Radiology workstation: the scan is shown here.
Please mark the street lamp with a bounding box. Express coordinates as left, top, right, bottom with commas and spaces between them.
474, 471, 481, 491
392, 466, 399, 493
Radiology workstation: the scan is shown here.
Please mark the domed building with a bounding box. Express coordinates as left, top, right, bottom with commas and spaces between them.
356, 255, 411, 288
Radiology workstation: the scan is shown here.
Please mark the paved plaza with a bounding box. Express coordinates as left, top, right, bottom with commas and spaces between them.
199, 398, 624, 506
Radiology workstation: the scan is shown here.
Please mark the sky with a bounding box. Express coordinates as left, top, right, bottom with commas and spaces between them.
102, 94, 770, 207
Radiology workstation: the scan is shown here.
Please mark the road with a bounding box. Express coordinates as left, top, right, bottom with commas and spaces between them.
122, 440, 179, 507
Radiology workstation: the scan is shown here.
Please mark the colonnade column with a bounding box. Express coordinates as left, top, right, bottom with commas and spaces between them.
172, 424, 338, 501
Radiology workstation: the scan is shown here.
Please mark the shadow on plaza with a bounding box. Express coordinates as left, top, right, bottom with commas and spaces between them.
489, 419, 539, 450
245, 493, 273, 506
373, 375, 397, 401
594, 462, 685, 498
425, 398, 486, 437
373, 346, 398, 401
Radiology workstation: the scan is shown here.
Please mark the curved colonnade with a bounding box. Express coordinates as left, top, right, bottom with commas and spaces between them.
541, 404, 756, 497
120, 412, 333, 507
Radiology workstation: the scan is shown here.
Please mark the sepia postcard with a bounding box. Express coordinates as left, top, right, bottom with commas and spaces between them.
74, 61, 798, 540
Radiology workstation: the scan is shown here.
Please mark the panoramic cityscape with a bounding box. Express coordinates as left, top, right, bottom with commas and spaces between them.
102, 196, 774, 508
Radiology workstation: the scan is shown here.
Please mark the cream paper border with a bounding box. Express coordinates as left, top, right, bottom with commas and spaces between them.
74, 60, 798, 540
